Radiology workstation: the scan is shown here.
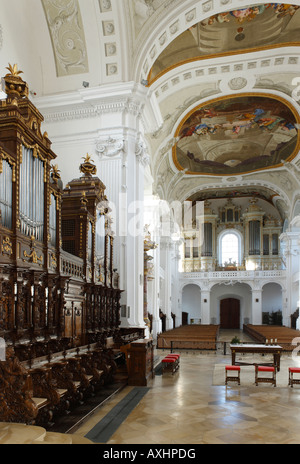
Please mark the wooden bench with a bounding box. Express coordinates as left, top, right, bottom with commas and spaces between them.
157, 325, 219, 350
244, 325, 300, 351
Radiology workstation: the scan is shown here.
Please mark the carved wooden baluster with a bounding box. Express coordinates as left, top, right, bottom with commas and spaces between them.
15, 279, 25, 333
0, 277, 4, 334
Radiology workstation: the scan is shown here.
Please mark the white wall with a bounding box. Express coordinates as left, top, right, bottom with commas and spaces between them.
210, 283, 252, 327
182, 284, 201, 324
262, 283, 282, 313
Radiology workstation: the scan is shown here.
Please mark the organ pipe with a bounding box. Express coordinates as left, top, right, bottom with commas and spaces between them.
0, 158, 13, 229
49, 193, 57, 247
19, 146, 44, 241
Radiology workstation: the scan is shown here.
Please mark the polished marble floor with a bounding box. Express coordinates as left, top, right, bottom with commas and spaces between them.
74, 338, 300, 445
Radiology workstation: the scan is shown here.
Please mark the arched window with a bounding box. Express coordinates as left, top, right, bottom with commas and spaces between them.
220, 231, 241, 267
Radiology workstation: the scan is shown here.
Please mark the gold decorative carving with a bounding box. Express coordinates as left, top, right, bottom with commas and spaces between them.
80, 154, 97, 176
24, 249, 43, 265
50, 253, 57, 268
0, 149, 16, 182
4, 63, 29, 98
2, 237, 13, 255
51, 164, 61, 183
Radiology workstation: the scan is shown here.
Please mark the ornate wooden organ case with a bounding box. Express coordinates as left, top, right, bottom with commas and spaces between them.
0, 65, 121, 347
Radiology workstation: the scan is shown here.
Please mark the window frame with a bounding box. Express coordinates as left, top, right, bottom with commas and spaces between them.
218, 229, 243, 267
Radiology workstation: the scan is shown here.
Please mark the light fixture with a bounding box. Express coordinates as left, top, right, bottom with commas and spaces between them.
82, 81, 90, 88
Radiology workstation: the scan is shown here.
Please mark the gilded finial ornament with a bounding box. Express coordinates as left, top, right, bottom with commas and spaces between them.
5, 63, 23, 77
4, 63, 28, 98
80, 154, 97, 176
50, 164, 61, 184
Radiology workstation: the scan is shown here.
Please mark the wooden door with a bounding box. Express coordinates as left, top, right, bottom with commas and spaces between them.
182, 312, 188, 326
220, 299, 240, 329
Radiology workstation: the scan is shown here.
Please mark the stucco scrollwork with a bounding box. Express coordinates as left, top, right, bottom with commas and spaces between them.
136, 138, 150, 167
41, 0, 89, 77
96, 136, 125, 159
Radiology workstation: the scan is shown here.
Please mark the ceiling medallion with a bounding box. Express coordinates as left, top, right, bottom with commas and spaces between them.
228, 77, 247, 90
235, 27, 245, 41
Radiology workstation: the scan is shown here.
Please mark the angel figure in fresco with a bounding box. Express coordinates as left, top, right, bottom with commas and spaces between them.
230, 8, 256, 23
272, 3, 300, 17
256, 117, 285, 131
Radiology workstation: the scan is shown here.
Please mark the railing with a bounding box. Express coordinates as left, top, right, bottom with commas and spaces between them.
180, 270, 286, 280
60, 251, 84, 279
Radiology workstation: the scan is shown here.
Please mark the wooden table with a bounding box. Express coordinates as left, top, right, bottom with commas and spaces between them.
230, 344, 283, 372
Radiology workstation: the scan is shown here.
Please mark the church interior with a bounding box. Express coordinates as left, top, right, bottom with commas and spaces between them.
2, 0, 300, 445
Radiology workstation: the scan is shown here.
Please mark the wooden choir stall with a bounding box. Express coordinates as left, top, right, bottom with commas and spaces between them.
121, 339, 154, 387
0, 64, 139, 428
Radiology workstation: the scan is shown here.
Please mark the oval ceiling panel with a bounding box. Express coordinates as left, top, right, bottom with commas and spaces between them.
173, 94, 300, 176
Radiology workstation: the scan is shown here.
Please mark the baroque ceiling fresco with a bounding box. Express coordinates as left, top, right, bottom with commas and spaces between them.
149, 3, 300, 83
173, 94, 299, 175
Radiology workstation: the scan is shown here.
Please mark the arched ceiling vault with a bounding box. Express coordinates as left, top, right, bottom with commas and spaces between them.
137, 0, 300, 222
1, 0, 300, 221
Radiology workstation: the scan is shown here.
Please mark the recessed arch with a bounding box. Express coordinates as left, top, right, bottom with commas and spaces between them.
182, 283, 202, 324
145, 2, 300, 86
262, 282, 283, 325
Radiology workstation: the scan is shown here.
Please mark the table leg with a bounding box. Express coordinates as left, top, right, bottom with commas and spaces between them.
274, 353, 281, 372
232, 351, 236, 366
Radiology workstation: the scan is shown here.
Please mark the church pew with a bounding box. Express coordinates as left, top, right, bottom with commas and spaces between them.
244, 325, 300, 350
157, 325, 220, 350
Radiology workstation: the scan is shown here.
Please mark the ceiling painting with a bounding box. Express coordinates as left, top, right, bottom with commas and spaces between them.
148, 3, 300, 84
173, 94, 299, 176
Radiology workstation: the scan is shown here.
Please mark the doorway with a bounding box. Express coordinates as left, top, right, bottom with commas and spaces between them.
220, 298, 240, 329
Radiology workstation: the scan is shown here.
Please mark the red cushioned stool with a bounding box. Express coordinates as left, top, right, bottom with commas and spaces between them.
255, 366, 276, 387
225, 366, 241, 386
165, 354, 180, 362
289, 368, 300, 388
162, 356, 179, 375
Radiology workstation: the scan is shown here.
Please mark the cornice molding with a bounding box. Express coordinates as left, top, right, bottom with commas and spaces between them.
34, 82, 149, 123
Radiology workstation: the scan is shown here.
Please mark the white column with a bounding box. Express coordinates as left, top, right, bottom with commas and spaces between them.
149, 239, 162, 339
280, 231, 299, 327
252, 288, 263, 325
202, 291, 211, 325
160, 237, 174, 331
171, 241, 181, 327
121, 133, 148, 330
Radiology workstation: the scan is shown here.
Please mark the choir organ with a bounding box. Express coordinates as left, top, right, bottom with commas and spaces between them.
0, 65, 125, 425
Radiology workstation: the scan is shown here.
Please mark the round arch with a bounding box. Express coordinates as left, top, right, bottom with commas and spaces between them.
210, 282, 253, 328
134, 0, 300, 82
217, 228, 243, 267
181, 283, 202, 325
262, 282, 283, 325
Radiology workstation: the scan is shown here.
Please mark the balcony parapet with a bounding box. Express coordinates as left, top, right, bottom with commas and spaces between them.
180, 270, 286, 290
